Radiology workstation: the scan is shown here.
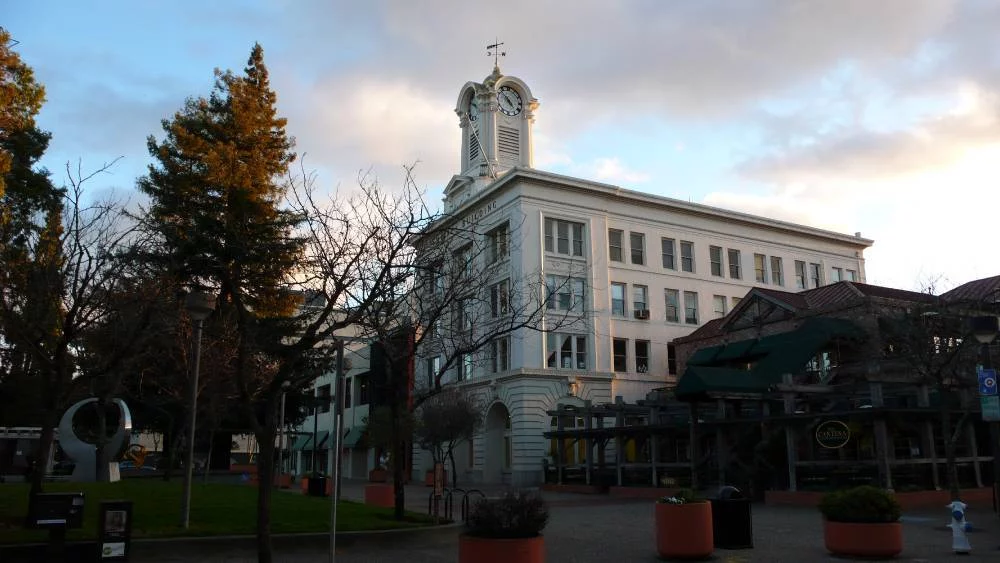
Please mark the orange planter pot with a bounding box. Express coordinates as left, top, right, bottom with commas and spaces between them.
654, 501, 713, 560
369, 468, 388, 483
458, 534, 544, 563
364, 483, 395, 508
824, 520, 902, 558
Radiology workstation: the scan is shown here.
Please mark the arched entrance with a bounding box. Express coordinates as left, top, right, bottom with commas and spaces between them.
484, 402, 511, 484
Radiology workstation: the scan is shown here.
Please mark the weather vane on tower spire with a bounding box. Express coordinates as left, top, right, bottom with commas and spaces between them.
487, 39, 505, 69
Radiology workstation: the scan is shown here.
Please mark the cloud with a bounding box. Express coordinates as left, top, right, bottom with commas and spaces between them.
590, 157, 651, 184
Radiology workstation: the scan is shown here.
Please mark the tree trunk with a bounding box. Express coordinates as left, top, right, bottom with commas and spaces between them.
30, 421, 56, 495
393, 437, 406, 521
255, 407, 278, 563
942, 405, 961, 501
95, 399, 109, 482
163, 425, 183, 482
203, 428, 214, 483
448, 447, 458, 489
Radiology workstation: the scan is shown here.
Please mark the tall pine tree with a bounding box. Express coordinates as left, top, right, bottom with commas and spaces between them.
138, 44, 307, 563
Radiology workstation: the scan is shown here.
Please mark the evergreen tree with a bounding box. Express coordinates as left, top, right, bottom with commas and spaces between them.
0, 27, 46, 201
138, 43, 307, 563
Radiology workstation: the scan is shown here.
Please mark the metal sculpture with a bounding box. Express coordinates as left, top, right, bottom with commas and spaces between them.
57, 398, 132, 482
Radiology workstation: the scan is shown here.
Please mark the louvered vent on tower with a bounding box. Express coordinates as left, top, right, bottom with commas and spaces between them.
469, 131, 480, 164
497, 126, 519, 161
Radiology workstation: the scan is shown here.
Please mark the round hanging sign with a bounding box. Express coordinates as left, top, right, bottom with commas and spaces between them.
815, 420, 851, 449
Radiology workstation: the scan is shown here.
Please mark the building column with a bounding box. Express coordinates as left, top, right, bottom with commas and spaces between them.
870, 382, 893, 489
716, 399, 727, 485
689, 403, 700, 490
782, 374, 797, 491
968, 421, 984, 488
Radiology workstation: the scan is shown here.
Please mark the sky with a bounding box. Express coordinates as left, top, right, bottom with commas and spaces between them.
6, 0, 1000, 292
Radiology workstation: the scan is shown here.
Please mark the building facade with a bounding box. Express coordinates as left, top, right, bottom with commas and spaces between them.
416, 65, 874, 487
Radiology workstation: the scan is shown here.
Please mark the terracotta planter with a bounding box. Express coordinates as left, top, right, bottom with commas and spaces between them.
300, 477, 333, 496
654, 501, 713, 560
458, 534, 544, 563
425, 469, 448, 487
364, 483, 395, 508
824, 520, 902, 558
369, 468, 388, 483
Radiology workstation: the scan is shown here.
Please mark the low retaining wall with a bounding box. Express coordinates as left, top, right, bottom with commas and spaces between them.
541, 483, 606, 495
766, 487, 995, 509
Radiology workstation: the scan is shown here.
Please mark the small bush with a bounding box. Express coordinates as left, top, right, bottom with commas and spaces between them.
465, 491, 549, 539
658, 488, 704, 505
819, 486, 901, 523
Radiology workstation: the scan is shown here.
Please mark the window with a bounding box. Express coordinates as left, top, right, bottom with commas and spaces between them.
546, 333, 587, 369
453, 298, 473, 334
630, 232, 645, 265
635, 340, 650, 373
357, 375, 369, 406
831, 267, 843, 282
846, 269, 858, 282
545, 218, 584, 257
317, 384, 331, 414
608, 229, 623, 262
343, 377, 352, 409
731, 296, 742, 307
613, 338, 628, 372
680, 241, 694, 272
460, 353, 474, 380
713, 295, 727, 318
683, 291, 699, 325
633, 285, 648, 315
665, 289, 680, 323
754, 253, 767, 283
491, 337, 510, 373
809, 262, 822, 288
667, 343, 677, 376
611, 282, 627, 316
453, 245, 472, 280
795, 260, 806, 289
728, 249, 741, 279
546, 275, 586, 312
709, 246, 723, 277
488, 222, 509, 263
661, 238, 675, 269
426, 356, 441, 387
771, 256, 784, 286
427, 263, 445, 296
490, 279, 510, 317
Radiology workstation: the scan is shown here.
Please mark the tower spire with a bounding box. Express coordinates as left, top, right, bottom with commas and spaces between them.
487, 39, 505, 70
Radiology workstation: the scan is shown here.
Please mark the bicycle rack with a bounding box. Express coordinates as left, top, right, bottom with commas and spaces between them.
461, 489, 485, 521
428, 487, 456, 521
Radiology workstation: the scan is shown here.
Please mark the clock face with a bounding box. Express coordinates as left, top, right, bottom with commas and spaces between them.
497, 85, 523, 116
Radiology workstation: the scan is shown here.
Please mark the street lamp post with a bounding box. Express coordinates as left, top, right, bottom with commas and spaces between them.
279, 381, 291, 475
180, 290, 216, 530
971, 315, 1000, 521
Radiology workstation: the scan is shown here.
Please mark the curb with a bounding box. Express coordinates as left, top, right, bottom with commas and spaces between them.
0, 522, 462, 561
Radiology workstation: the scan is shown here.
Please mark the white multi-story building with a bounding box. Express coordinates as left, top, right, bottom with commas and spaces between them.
412, 65, 873, 487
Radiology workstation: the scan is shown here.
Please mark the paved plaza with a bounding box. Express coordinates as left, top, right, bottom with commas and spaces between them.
123, 480, 1000, 563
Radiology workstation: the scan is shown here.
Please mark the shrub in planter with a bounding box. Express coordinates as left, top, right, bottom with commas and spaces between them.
655, 488, 713, 560
819, 486, 903, 558
459, 491, 549, 563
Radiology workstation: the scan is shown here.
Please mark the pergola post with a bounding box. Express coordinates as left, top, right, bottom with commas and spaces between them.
584, 414, 593, 486
650, 406, 658, 486
616, 406, 624, 487
557, 413, 565, 485
967, 419, 984, 488
716, 399, 727, 485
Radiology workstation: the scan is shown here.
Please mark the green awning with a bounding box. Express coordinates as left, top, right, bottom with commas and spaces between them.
687, 345, 724, 366
752, 317, 865, 377
675, 365, 772, 400
313, 431, 330, 449
715, 338, 758, 361
292, 434, 312, 451
342, 427, 365, 448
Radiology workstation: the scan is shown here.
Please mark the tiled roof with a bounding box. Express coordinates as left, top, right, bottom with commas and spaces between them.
941, 275, 1000, 304
756, 287, 809, 309
850, 282, 937, 303
678, 318, 725, 341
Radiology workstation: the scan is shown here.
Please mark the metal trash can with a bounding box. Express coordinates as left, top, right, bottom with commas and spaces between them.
710, 485, 753, 549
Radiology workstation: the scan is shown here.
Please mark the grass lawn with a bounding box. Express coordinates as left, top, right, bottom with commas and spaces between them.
0, 480, 435, 544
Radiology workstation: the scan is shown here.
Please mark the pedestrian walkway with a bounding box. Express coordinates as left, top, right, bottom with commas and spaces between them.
135, 486, 1000, 562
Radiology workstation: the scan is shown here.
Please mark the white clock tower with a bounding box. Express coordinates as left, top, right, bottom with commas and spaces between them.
445, 65, 538, 209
